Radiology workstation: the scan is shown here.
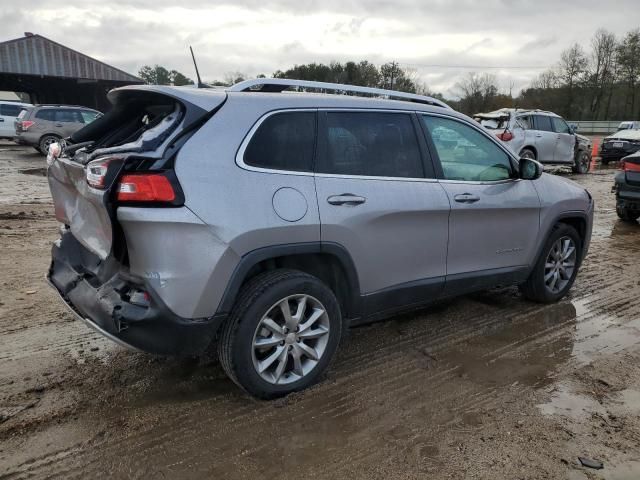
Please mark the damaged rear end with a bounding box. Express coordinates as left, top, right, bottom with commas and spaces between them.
47, 85, 227, 355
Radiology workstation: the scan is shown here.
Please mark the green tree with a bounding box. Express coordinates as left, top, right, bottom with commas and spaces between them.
138, 65, 193, 86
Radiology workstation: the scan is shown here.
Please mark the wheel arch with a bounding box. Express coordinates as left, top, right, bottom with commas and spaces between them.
531, 211, 589, 271
216, 242, 362, 321
520, 145, 538, 158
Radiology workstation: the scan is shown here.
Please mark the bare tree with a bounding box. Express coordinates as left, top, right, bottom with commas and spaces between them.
454, 72, 499, 114
558, 43, 588, 117
588, 29, 617, 118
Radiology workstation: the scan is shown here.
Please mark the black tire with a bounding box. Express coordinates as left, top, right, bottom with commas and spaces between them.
520, 148, 536, 160
520, 224, 582, 304
572, 151, 590, 174
218, 269, 342, 399
616, 205, 640, 222
38, 135, 60, 155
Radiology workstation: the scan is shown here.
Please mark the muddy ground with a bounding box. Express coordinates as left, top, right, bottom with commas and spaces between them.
0, 141, 639, 479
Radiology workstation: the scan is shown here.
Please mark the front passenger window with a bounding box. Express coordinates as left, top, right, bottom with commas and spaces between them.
422, 116, 513, 182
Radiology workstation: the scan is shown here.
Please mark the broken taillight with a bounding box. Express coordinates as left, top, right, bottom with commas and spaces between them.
117, 174, 176, 202
86, 157, 114, 189
497, 131, 514, 142
21, 120, 35, 130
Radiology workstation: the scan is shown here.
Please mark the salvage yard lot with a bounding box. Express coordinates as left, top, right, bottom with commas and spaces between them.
1, 141, 639, 479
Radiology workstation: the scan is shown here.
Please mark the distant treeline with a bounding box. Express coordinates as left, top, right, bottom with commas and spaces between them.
139, 27, 640, 121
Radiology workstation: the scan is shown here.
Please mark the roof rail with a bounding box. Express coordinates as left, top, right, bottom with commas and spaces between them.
227, 78, 451, 109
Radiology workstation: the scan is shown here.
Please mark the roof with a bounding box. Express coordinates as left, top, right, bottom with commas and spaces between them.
0, 33, 142, 83
111, 83, 462, 118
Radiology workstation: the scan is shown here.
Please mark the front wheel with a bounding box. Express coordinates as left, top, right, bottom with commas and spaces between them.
521, 224, 582, 303
219, 269, 342, 399
572, 151, 590, 174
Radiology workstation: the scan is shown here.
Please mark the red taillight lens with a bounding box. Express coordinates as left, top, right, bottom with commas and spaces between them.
497, 131, 514, 141
117, 174, 176, 202
21, 120, 35, 130
622, 160, 640, 172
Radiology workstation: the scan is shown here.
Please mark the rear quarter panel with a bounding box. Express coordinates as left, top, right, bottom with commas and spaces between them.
171, 95, 321, 317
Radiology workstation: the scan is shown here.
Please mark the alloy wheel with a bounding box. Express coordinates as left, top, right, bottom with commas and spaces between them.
544, 236, 577, 294
251, 294, 330, 385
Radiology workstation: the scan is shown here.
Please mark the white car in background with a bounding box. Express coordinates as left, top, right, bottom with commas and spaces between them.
474, 108, 592, 174
0, 100, 32, 140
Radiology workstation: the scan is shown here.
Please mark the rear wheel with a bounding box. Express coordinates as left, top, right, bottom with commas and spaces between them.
572, 151, 590, 174
219, 269, 342, 399
616, 205, 640, 222
38, 135, 60, 155
520, 148, 536, 160
521, 224, 582, 303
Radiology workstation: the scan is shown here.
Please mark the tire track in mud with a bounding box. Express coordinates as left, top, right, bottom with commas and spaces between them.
5, 287, 622, 480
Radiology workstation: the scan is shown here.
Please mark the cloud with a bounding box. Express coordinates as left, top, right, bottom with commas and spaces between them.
1, 0, 638, 94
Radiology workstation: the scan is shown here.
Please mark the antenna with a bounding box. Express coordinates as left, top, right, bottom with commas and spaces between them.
189, 46, 208, 88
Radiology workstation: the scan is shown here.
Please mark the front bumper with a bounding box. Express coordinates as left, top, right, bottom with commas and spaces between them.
47, 230, 225, 356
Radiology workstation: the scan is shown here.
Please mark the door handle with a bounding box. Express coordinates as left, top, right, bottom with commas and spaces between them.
327, 194, 366, 206
0, 118, 4, 122
535, 133, 543, 138
54, 123, 63, 127
454, 193, 480, 203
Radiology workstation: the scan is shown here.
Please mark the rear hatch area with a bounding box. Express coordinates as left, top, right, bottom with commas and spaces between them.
46, 85, 227, 354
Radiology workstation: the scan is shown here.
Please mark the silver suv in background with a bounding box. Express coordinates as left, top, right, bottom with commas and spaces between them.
474, 109, 592, 174
0, 100, 32, 139
15, 105, 102, 154
46, 80, 593, 399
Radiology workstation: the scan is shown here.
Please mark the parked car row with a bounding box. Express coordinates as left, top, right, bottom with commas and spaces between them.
473, 108, 592, 174
0, 100, 102, 154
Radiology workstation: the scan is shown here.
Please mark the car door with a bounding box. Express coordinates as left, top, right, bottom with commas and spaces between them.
315, 110, 450, 317
531, 115, 557, 161
420, 114, 541, 295
551, 116, 575, 163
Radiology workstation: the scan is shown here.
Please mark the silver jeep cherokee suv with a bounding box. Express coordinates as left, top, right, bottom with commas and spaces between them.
47, 79, 593, 398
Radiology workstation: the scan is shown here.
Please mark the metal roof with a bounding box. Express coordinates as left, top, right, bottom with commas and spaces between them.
0, 33, 142, 83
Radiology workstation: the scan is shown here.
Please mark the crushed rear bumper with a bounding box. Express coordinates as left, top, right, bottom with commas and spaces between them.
47, 230, 225, 356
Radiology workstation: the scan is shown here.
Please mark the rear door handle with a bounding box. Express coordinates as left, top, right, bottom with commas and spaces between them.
327, 194, 366, 206
54, 123, 63, 127
454, 193, 480, 204
535, 133, 543, 138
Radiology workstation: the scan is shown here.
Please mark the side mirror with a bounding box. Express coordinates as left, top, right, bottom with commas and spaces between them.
519, 157, 543, 180
569, 123, 578, 134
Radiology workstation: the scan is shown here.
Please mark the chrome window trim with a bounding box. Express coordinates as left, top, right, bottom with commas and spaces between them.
235, 108, 439, 183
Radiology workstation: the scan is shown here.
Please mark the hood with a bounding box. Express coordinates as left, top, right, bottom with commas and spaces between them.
576, 133, 592, 146
605, 129, 640, 141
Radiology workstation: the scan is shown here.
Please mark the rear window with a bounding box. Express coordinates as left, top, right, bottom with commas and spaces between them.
17, 108, 29, 119
318, 112, 424, 178
0, 104, 23, 117
244, 111, 316, 172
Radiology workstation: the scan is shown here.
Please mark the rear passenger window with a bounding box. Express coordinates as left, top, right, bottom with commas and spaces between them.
318, 112, 424, 178
244, 111, 316, 172
534, 115, 553, 132
56, 110, 82, 123
35, 109, 55, 121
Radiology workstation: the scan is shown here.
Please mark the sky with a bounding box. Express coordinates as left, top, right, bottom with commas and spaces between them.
2, 0, 639, 97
